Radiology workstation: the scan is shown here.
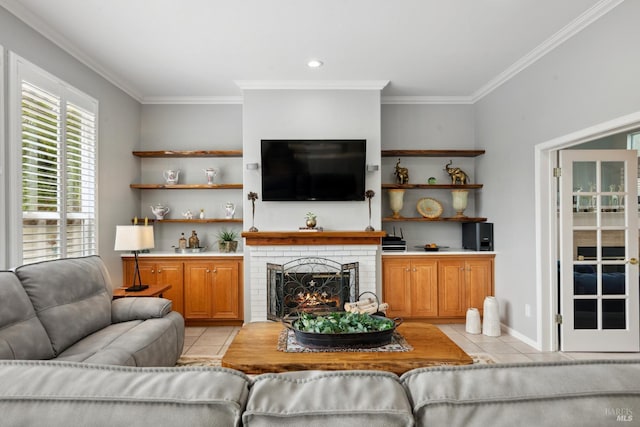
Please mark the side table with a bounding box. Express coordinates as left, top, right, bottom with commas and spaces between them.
113, 283, 171, 298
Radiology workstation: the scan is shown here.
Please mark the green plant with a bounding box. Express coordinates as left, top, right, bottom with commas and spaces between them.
293, 312, 394, 334
216, 228, 238, 242
305, 212, 316, 220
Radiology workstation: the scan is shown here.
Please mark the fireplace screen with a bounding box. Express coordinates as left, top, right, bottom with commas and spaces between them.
267, 257, 359, 320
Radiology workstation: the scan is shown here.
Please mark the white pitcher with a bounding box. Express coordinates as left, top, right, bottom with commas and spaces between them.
163, 169, 180, 184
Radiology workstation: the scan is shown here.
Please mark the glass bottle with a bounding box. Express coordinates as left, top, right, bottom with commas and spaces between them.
188, 230, 199, 248
178, 233, 187, 249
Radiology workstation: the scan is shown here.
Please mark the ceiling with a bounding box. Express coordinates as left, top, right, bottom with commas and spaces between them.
0, 0, 621, 103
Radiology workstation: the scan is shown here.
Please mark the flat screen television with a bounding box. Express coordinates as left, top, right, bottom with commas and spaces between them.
261, 139, 366, 201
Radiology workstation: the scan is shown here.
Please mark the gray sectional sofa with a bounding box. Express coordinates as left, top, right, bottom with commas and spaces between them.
0, 255, 184, 366
0, 359, 639, 426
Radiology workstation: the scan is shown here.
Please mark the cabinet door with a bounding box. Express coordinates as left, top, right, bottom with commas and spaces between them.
382, 258, 412, 317
411, 259, 439, 317
438, 259, 467, 317
466, 257, 494, 315
210, 260, 241, 320
184, 262, 213, 319
157, 261, 184, 316
123, 259, 157, 288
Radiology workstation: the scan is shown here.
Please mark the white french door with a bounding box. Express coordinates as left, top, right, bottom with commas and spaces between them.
559, 149, 639, 351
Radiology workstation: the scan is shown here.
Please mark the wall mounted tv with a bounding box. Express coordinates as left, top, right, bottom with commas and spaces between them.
261, 139, 366, 201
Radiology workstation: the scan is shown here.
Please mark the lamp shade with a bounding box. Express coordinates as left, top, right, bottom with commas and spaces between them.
114, 225, 155, 251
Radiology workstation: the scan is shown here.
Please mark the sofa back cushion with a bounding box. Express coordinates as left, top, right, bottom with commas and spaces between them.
0, 272, 55, 359
244, 370, 414, 426
14, 256, 113, 355
401, 360, 640, 427
0, 361, 251, 427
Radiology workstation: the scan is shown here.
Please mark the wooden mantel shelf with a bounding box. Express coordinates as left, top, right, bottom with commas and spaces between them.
241, 231, 387, 246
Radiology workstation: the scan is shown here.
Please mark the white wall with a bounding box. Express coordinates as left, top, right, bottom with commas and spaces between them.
0, 6, 140, 285
242, 89, 382, 231
475, 0, 640, 342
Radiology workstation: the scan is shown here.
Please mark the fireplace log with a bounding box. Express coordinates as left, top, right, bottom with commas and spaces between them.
344, 298, 374, 311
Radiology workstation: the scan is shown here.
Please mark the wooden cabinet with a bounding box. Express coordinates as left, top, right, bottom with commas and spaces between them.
121, 256, 243, 325
184, 258, 243, 321
122, 258, 184, 316
383, 257, 438, 318
383, 254, 494, 321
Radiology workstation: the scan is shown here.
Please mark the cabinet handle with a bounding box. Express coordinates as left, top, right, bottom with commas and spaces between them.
405, 268, 410, 272
158, 269, 162, 273
206, 269, 210, 273
412, 268, 417, 272
151, 269, 155, 273
213, 269, 217, 273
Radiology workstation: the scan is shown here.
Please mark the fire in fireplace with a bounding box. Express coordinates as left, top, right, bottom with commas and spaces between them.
267, 257, 359, 320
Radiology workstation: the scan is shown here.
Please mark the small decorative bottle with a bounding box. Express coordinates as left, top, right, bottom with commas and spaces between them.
199, 209, 205, 219
188, 230, 199, 248
178, 233, 187, 249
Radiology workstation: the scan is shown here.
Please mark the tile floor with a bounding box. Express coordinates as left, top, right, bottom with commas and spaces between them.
182, 323, 640, 363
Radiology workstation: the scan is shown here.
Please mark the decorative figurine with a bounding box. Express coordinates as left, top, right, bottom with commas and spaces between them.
182, 209, 193, 219
199, 208, 205, 219
224, 202, 235, 219
444, 160, 469, 185
394, 158, 409, 184
305, 212, 317, 228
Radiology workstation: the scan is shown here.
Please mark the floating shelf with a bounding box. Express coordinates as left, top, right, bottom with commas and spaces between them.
382, 217, 487, 223
382, 149, 485, 158
132, 150, 242, 158
382, 183, 483, 190
130, 184, 243, 189
157, 218, 243, 223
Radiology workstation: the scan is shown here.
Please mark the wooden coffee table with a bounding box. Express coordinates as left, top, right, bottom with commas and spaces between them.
222, 321, 472, 375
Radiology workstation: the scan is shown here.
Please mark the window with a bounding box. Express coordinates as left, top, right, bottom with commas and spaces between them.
11, 54, 98, 264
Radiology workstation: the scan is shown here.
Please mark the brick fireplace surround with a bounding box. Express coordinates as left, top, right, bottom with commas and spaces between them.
242, 231, 386, 322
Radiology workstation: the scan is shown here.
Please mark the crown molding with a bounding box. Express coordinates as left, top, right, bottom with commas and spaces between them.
234, 80, 390, 91
0, 0, 144, 102
141, 96, 244, 105
472, 0, 624, 103
381, 96, 474, 105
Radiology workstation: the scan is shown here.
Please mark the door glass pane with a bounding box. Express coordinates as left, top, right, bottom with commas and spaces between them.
603, 299, 626, 329
573, 161, 597, 212
601, 231, 625, 259
601, 161, 625, 193
574, 265, 596, 295
574, 299, 597, 329
602, 267, 626, 295
575, 230, 597, 261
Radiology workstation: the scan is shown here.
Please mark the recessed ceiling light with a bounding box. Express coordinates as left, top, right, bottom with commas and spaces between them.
307, 59, 323, 68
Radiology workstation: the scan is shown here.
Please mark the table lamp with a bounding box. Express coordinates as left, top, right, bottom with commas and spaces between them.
114, 225, 155, 292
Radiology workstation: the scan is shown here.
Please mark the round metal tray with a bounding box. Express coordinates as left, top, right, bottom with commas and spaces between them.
174, 247, 207, 253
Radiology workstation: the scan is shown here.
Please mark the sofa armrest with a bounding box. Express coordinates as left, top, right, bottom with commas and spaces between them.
111, 297, 172, 323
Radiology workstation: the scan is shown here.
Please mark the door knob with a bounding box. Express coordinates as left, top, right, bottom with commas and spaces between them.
628, 258, 639, 265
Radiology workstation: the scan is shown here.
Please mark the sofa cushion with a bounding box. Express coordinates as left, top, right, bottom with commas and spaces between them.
244, 370, 414, 426
0, 360, 251, 427
401, 360, 640, 427
56, 312, 184, 366
0, 271, 54, 360
14, 255, 113, 355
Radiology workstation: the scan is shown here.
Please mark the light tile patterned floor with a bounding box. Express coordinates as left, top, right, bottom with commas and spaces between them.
182, 323, 640, 362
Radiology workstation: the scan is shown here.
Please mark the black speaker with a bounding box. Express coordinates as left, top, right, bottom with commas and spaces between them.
462, 222, 494, 251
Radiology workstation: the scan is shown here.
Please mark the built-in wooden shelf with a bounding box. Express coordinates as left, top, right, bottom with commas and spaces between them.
133, 150, 243, 158
157, 218, 243, 223
382, 183, 483, 190
242, 231, 387, 246
130, 184, 243, 189
382, 149, 485, 157
382, 217, 487, 223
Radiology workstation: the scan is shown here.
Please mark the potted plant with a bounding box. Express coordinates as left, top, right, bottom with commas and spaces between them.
217, 229, 239, 253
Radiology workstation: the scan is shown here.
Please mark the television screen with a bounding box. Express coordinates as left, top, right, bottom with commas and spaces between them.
261, 139, 366, 201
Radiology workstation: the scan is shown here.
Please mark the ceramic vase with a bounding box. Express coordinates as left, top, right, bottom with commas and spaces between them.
465, 308, 481, 334
388, 189, 405, 219
482, 296, 501, 337
451, 189, 469, 218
